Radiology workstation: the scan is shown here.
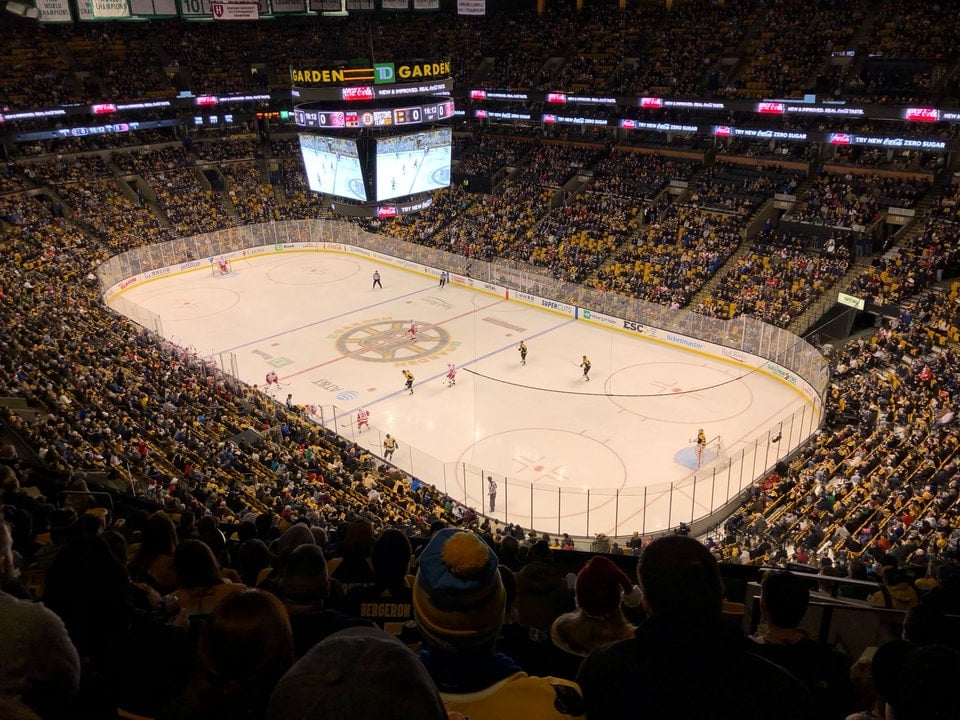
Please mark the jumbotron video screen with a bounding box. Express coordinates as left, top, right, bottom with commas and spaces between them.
374, 127, 452, 202
298, 134, 368, 202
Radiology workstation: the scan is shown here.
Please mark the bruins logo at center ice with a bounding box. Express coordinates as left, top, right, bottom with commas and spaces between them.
335, 319, 451, 362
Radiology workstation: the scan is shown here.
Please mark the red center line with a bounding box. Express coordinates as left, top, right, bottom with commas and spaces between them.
279, 297, 509, 381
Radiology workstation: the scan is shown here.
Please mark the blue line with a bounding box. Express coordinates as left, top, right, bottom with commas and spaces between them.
341, 318, 577, 416
213, 285, 432, 354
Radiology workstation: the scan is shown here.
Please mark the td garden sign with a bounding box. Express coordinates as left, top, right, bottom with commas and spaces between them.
291, 60, 452, 88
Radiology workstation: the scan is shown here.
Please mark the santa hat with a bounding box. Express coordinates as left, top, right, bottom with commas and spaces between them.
575, 556, 634, 617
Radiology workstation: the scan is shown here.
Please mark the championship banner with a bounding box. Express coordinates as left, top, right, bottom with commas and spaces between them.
310, 0, 340, 9
77, 0, 130, 20
211, 0, 259, 19
457, 0, 484, 14
412, 0, 438, 7
91, 0, 131, 16
345, 0, 373, 8
381, 0, 408, 8
38, 0, 72, 22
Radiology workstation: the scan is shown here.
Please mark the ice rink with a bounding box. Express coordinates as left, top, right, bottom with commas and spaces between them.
112, 250, 816, 537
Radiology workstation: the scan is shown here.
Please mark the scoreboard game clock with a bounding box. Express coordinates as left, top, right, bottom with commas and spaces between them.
292, 58, 454, 218
294, 98, 455, 129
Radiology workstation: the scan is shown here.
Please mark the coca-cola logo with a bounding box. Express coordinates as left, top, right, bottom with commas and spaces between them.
904, 107, 940, 122
342, 86, 374, 101
829, 133, 851, 145
640, 97, 663, 109
470, 90, 486, 100
757, 102, 785, 115
715, 125, 732, 137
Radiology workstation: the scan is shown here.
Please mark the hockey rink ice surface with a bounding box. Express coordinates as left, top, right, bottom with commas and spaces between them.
114, 251, 812, 537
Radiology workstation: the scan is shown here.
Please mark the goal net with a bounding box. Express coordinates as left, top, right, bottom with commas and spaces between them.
675, 435, 725, 470
212, 257, 232, 276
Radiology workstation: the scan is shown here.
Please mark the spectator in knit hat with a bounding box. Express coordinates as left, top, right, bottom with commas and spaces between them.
413, 528, 584, 720
577, 535, 815, 720
258, 522, 317, 590
327, 518, 376, 594
551, 556, 639, 657
267, 627, 448, 720
273, 544, 372, 659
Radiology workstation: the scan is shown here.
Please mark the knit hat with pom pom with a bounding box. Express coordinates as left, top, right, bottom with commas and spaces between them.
413, 528, 506, 650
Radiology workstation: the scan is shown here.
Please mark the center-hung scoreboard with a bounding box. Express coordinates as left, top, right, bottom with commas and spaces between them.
291, 59, 454, 218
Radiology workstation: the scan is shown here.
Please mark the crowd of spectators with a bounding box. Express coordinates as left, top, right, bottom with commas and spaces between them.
192, 137, 263, 163
791, 171, 931, 230
733, 0, 861, 99
591, 150, 699, 202
718, 321, 960, 579
2, 1, 960, 112
687, 161, 804, 214
592, 206, 742, 307
66, 24, 174, 102
456, 135, 534, 176
697, 231, 851, 327
847, 214, 960, 310
4, 6, 960, 711
614, 0, 761, 98
56, 180, 175, 253
221, 162, 281, 225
